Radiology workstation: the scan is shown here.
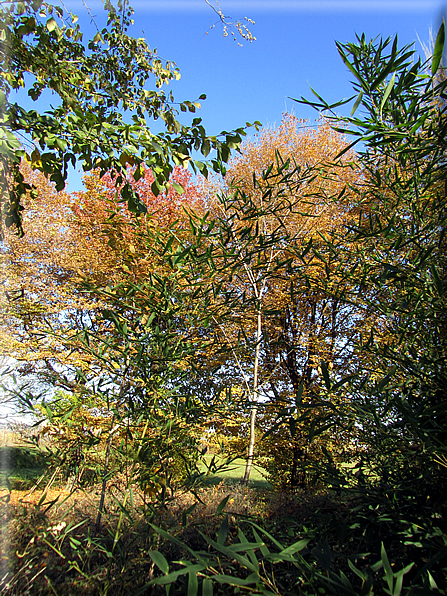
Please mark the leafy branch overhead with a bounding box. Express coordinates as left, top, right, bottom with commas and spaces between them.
296, 23, 447, 160
205, 0, 256, 46
0, 0, 259, 236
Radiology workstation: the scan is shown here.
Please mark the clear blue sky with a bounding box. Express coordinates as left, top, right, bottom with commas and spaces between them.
19, 0, 447, 189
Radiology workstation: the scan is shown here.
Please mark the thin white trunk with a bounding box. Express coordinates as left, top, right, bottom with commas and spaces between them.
96, 417, 116, 531
242, 304, 262, 484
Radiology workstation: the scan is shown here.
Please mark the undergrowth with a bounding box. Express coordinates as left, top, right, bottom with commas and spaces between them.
1, 477, 446, 595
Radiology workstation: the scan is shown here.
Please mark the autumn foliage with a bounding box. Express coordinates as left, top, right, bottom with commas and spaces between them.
197, 113, 365, 487
0, 161, 201, 361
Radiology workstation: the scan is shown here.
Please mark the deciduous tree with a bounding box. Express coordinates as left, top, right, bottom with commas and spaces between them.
0, 0, 250, 236
197, 114, 365, 485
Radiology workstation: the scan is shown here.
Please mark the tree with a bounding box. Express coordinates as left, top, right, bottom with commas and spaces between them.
196, 114, 365, 485
0, 160, 202, 372
0, 158, 225, 523
0, 0, 251, 237
296, 25, 447, 495
0, 0, 258, 502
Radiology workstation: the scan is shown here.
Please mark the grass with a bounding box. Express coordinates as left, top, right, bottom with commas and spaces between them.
0, 451, 445, 595
0, 446, 49, 490
198, 454, 272, 489
1, 443, 446, 595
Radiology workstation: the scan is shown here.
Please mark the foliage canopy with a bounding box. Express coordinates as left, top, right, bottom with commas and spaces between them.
0, 0, 252, 237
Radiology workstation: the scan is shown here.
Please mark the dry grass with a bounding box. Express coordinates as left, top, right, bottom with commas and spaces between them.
2, 473, 444, 595
0, 475, 342, 595
0, 479, 278, 594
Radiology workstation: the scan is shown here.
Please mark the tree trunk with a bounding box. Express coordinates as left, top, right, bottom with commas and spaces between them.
242, 305, 262, 484
96, 417, 115, 531
290, 446, 307, 489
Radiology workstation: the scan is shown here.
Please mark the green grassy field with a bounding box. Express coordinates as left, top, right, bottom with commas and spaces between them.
0, 446, 49, 490
0, 445, 272, 492
199, 455, 271, 489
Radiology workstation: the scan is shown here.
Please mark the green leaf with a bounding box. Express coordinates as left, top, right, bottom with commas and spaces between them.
237, 528, 259, 569
431, 264, 444, 295
432, 21, 445, 75
133, 165, 144, 182
202, 534, 258, 573
151, 179, 161, 196
295, 381, 304, 405
182, 503, 197, 527
213, 573, 259, 587
148, 566, 204, 587
351, 91, 364, 116
336, 43, 367, 89
380, 73, 396, 116
202, 578, 213, 596
337, 570, 354, 589
217, 515, 229, 545
393, 563, 414, 596
172, 181, 184, 195
187, 569, 198, 596
427, 570, 441, 591
194, 160, 208, 176
248, 522, 284, 551
320, 361, 331, 390
149, 524, 209, 565
148, 551, 169, 575
376, 367, 396, 392
359, 576, 373, 596
381, 542, 394, 594
46, 17, 57, 32
332, 374, 355, 391
216, 495, 230, 515
279, 539, 309, 557
252, 529, 270, 557
201, 139, 211, 157
410, 112, 429, 133
347, 558, 367, 581
371, 36, 398, 90
151, 139, 163, 154
289, 416, 296, 438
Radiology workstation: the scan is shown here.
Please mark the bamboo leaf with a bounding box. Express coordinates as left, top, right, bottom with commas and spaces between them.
381, 542, 394, 593
279, 539, 309, 557
148, 551, 169, 575
216, 495, 230, 516
320, 361, 331, 390
380, 73, 396, 117
217, 515, 229, 545
202, 578, 213, 596
187, 569, 198, 596
351, 91, 364, 116
432, 21, 445, 75
237, 528, 259, 568
213, 573, 259, 586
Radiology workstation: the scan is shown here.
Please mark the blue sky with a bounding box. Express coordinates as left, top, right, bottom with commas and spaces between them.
16, 0, 447, 189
